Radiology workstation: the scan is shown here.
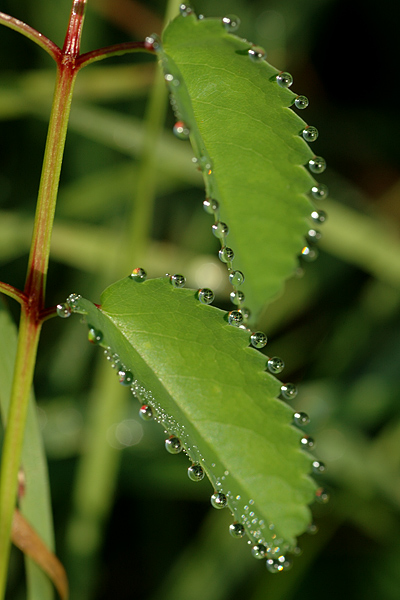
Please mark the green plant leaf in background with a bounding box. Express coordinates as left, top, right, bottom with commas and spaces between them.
157, 12, 325, 316
69, 275, 318, 563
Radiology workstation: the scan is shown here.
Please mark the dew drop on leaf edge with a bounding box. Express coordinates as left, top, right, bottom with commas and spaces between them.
203, 197, 219, 214
293, 411, 310, 427
280, 383, 298, 400
56, 303, 71, 318
294, 95, 309, 109
211, 492, 227, 509
219, 246, 234, 263
229, 270, 245, 286
250, 331, 268, 349
251, 543, 267, 559
228, 310, 244, 326
188, 464, 205, 481
230, 290, 245, 305
311, 210, 327, 224
302, 126, 319, 142
173, 120, 190, 140
311, 184, 329, 200
118, 369, 134, 386
198, 288, 214, 305
139, 405, 153, 421
170, 274, 186, 288
212, 221, 229, 239
165, 436, 182, 454
129, 267, 147, 282
222, 14, 241, 32
229, 522, 245, 538
267, 357, 285, 374
276, 72, 293, 88
88, 327, 103, 345
308, 156, 327, 174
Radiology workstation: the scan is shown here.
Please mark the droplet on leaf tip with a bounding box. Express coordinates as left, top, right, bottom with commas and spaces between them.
294, 95, 309, 109
56, 303, 71, 318
311, 210, 327, 224
276, 72, 293, 88
308, 156, 327, 174
280, 383, 297, 400
267, 357, 285, 374
293, 411, 310, 426
300, 434, 315, 449
311, 184, 328, 200
302, 126, 319, 142
248, 47, 265, 62
301, 246, 318, 261
219, 246, 234, 263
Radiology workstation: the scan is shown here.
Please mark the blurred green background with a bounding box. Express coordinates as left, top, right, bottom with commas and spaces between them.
1, 0, 400, 598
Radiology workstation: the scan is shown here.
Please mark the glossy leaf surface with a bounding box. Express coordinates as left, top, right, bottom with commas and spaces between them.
72, 276, 316, 550
158, 14, 319, 315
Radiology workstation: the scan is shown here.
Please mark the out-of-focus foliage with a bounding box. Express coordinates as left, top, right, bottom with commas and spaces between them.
0, 0, 400, 599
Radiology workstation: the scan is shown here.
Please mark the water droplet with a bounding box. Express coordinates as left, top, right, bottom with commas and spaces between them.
211, 492, 227, 509
139, 405, 153, 421
67, 293, 82, 310
311, 210, 327, 224
129, 267, 147, 282
308, 156, 327, 174
312, 460, 326, 475
302, 126, 319, 142
228, 270, 245, 286
219, 246, 234, 263
276, 72, 293, 88
118, 369, 134, 386
198, 288, 214, 305
280, 383, 298, 400
307, 522, 318, 535
240, 307, 251, 321
315, 487, 329, 504
300, 434, 315, 449
173, 121, 190, 140
170, 274, 186, 288
229, 522, 245, 538
250, 331, 268, 349
294, 95, 309, 109
165, 436, 182, 454
88, 327, 103, 345
144, 34, 161, 51
267, 357, 285, 374
311, 184, 328, 200
212, 221, 229, 239
56, 303, 71, 318
203, 198, 219, 214
230, 290, 245, 305
266, 556, 292, 573
301, 246, 318, 261
179, 3, 193, 17
248, 47, 265, 62
188, 463, 205, 481
199, 155, 213, 173
307, 228, 322, 242
228, 310, 244, 326
293, 412, 310, 426
222, 14, 241, 32
251, 544, 267, 559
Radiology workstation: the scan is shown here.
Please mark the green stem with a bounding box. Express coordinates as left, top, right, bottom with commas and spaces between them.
0, 282, 26, 305
0, 2, 86, 596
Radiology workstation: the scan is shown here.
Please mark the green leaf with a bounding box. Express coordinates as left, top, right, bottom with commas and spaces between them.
0, 300, 55, 600
71, 276, 316, 553
158, 14, 320, 315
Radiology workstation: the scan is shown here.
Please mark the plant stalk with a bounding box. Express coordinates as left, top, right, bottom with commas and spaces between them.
0, 2, 86, 597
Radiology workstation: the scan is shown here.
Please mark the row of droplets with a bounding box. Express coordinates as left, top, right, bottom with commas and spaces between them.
57, 283, 328, 571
